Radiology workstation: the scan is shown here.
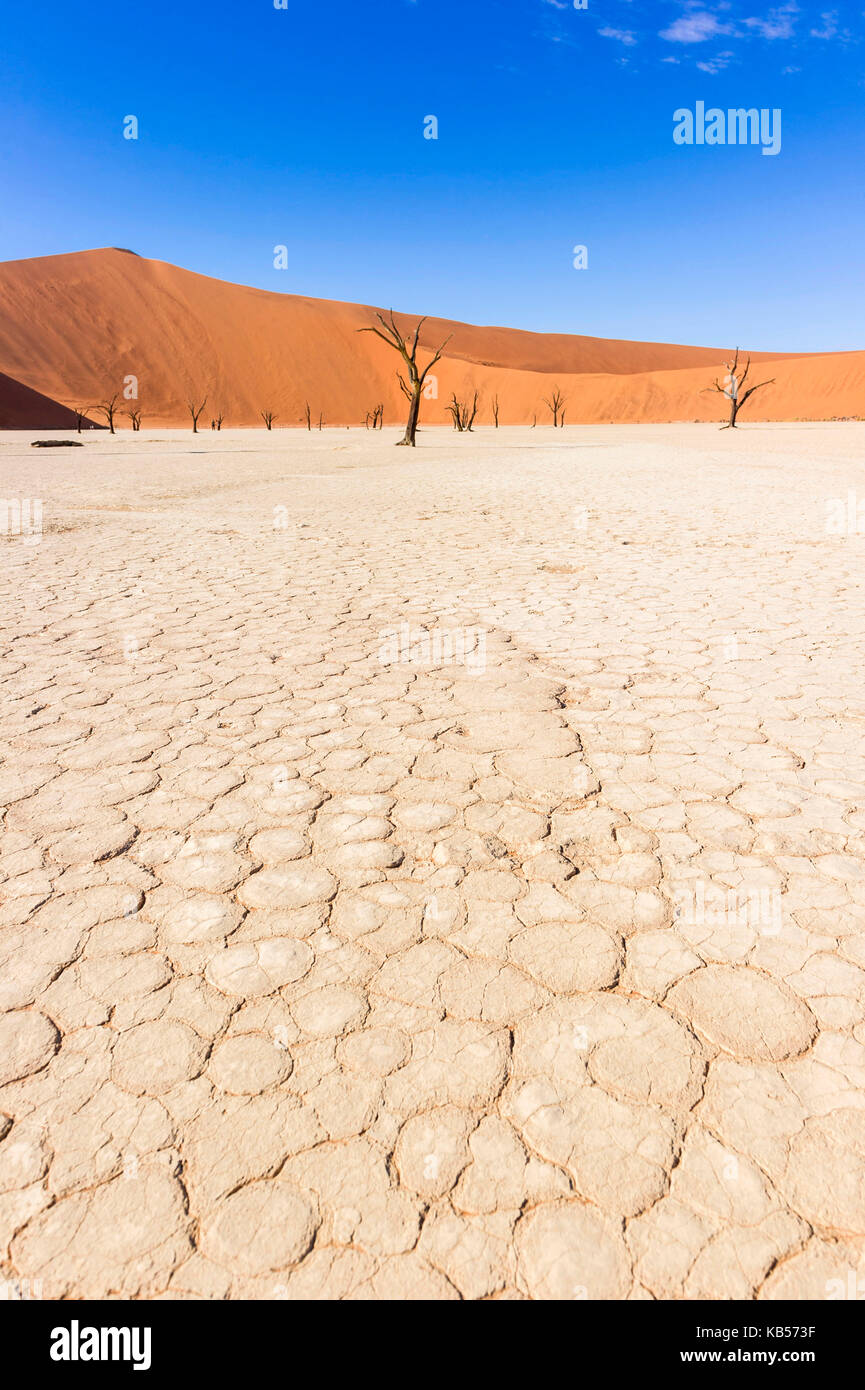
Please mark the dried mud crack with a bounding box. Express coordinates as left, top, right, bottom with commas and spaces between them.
1, 424, 864, 1300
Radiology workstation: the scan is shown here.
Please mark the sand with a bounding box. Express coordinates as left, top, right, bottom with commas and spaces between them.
1, 249, 860, 429
1, 422, 864, 1300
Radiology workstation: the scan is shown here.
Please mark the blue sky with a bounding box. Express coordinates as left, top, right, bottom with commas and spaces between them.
0, 0, 862, 349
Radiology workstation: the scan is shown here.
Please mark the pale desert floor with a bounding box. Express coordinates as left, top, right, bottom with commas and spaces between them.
1, 422, 865, 1302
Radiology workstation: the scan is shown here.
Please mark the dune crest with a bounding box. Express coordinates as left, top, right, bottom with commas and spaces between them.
0, 248, 860, 426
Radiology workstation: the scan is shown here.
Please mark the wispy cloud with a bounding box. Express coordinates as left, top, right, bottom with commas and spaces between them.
660, 11, 733, 43
697, 49, 735, 72
744, 3, 798, 40
810, 10, 838, 38
598, 26, 638, 45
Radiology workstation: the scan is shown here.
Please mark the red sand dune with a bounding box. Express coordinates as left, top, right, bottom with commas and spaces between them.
0, 248, 861, 428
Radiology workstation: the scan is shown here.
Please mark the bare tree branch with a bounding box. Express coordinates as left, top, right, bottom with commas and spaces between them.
359, 312, 451, 446
95, 393, 120, 434
705, 348, 774, 427
187, 397, 208, 433
542, 385, 567, 428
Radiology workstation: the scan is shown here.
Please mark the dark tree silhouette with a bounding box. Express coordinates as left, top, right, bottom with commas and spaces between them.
72, 406, 88, 434
215, 410, 225, 431
359, 312, 451, 446
260, 409, 277, 430
543, 385, 567, 428
492, 394, 500, 428
187, 397, 208, 433
128, 410, 142, 432
365, 403, 384, 430
446, 393, 467, 432
304, 402, 312, 431
446, 390, 480, 432
705, 349, 775, 429
95, 393, 120, 434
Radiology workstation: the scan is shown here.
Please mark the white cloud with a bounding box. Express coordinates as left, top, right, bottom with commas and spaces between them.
660, 11, 733, 42
744, 3, 798, 39
697, 48, 735, 71
598, 26, 638, 44
810, 10, 838, 37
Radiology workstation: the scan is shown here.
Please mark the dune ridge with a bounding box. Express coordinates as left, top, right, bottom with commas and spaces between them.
0, 248, 861, 427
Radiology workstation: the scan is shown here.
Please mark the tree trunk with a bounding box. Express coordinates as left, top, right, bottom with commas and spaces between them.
400, 387, 421, 446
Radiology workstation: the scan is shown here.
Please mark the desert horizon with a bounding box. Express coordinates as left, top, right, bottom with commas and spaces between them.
1, 248, 862, 433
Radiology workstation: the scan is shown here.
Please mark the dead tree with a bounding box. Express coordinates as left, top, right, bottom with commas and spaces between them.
705, 348, 775, 428
446, 390, 480, 433
96, 393, 120, 434
187, 397, 208, 433
318, 412, 323, 431
128, 410, 142, 431
260, 409, 277, 430
359, 312, 451, 446
215, 411, 225, 431
72, 406, 89, 433
304, 402, 312, 431
492, 395, 500, 428
446, 393, 467, 432
543, 385, 567, 428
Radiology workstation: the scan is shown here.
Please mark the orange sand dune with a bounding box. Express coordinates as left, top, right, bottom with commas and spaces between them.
0, 248, 860, 427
